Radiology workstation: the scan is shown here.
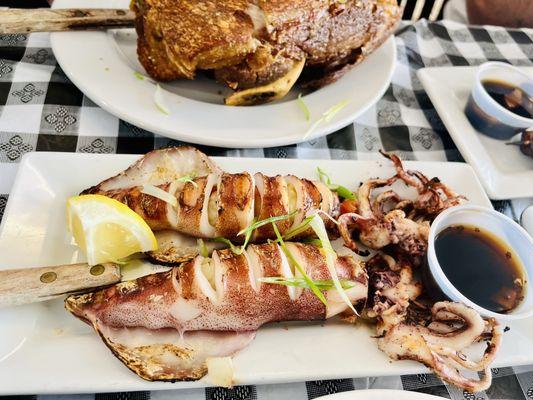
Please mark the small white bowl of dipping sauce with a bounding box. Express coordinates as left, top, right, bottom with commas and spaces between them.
465, 61, 533, 140
426, 205, 533, 321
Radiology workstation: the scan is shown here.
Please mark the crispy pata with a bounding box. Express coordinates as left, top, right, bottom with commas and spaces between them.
132, 0, 401, 104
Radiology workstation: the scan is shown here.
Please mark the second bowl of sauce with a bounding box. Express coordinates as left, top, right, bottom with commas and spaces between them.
427, 205, 533, 320
465, 62, 533, 140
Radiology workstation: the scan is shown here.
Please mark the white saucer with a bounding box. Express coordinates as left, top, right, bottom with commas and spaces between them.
317, 389, 444, 400
418, 66, 533, 200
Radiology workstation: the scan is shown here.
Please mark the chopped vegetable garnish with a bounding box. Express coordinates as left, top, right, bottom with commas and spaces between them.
272, 222, 327, 306
335, 185, 356, 200
303, 100, 349, 139
297, 93, 310, 121
237, 211, 296, 237
214, 237, 244, 255
134, 71, 145, 80
300, 237, 323, 246
216, 212, 296, 255
154, 84, 170, 115
259, 276, 355, 291
141, 184, 178, 208
308, 213, 358, 315
197, 238, 209, 258
176, 174, 198, 188
317, 167, 356, 200
323, 100, 349, 122
282, 214, 314, 241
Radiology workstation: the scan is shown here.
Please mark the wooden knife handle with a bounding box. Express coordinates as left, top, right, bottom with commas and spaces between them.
0, 8, 135, 34
0, 263, 121, 307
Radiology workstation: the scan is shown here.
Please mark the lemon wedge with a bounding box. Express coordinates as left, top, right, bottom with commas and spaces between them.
67, 194, 158, 266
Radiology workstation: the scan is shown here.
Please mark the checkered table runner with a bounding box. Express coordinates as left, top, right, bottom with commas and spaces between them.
0, 19, 533, 400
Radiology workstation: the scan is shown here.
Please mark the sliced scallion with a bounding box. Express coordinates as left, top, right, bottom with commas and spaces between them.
197, 238, 209, 258
272, 222, 327, 306
317, 166, 356, 200
303, 100, 349, 139
176, 174, 198, 188
154, 84, 170, 115
297, 93, 310, 121
259, 276, 355, 291
308, 213, 357, 315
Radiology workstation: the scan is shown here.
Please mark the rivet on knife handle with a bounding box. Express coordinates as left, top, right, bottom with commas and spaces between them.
0, 263, 121, 308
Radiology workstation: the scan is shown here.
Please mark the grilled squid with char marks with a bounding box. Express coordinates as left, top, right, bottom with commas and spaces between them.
66, 242, 368, 381
365, 255, 502, 393
338, 151, 465, 264
87, 171, 339, 242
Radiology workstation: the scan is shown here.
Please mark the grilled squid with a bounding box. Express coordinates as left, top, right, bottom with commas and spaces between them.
66, 243, 367, 381
86, 171, 339, 242
365, 255, 502, 393
337, 151, 464, 263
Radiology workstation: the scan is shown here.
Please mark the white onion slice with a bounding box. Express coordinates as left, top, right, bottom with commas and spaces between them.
141, 184, 177, 208
276, 244, 297, 301
245, 245, 263, 292
199, 173, 219, 237
206, 356, 234, 388
193, 256, 218, 304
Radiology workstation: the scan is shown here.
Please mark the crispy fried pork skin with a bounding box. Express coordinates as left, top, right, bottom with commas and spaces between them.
132, 0, 401, 103
132, 0, 258, 81
66, 243, 368, 333
82, 146, 221, 194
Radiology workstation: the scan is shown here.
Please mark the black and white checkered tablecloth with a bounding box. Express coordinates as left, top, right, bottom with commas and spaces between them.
0, 19, 533, 400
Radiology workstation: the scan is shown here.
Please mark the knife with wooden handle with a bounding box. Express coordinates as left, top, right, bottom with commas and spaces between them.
0, 8, 135, 34
0, 262, 121, 307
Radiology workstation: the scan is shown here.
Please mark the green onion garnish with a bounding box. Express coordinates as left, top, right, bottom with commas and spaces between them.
134, 71, 145, 81
303, 100, 349, 139
271, 222, 327, 306
176, 174, 198, 188
317, 166, 356, 200
282, 214, 314, 241
216, 212, 297, 255
237, 211, 296, 237
297, 93, 310, 121
154, 84, 170, 115
259, 277, 355, 291
197, 238, 209, 258
308, 214, 357, 315
214, 237, 245, 255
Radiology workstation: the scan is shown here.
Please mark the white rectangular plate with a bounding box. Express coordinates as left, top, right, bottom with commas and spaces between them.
1, 152, 532, 395
418, 66, 533, 200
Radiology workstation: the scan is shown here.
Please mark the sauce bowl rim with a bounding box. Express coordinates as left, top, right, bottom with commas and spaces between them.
474, 61, 533, 125
428, 204, 533, 321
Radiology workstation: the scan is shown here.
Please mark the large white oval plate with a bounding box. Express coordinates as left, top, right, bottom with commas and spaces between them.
317, 390, 444, 400
51, 0, 396, 148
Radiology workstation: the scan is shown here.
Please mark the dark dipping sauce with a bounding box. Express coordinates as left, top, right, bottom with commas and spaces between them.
435, 224, 526, 314
465, 79, 533, 139
482, 79, 533, 119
